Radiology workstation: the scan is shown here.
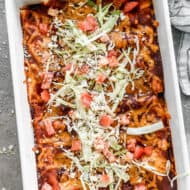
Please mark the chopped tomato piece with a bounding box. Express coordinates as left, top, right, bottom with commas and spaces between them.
98, 57, 109, 67
119, 114, 130, 125
41, 90, 50, 103
127, 139, 137, 152
94, 138, 115, 162
43, 119, 56, 137
96, 73, 107, 84
143, 146, 153, 156
134, 184, 146, 190
134, 146, 144, 159
77, 21, 89, 32
41, 183, 52, 190
41, 72, 54, 89
77, 64, 89, 75
108, 56, 119, 67
86, 15, 98, 29
101, 173, 110, 184
71, 140, 82, 151
94, 137, 108, 152
124, 2, 139, 13
77, 15, 98, 32
99, 114, 113, 127
80, 92, 93, 108
39, 23, 48, 35
103, 149, 116, 163
108, 50, 118, 57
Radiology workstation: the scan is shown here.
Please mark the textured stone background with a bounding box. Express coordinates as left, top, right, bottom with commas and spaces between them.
0, 0, 189, 189
0, 0, 22, 190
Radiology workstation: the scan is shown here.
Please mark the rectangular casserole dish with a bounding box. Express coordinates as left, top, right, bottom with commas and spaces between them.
5, 0, 190, 189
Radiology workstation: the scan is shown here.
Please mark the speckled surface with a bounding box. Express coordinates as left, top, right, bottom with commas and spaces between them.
0, 0, 189, 189
0, 0, 22, 190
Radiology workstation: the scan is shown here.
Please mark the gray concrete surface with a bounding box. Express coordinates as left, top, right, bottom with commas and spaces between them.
0, 0, 22, 190
0, 0, 189, 189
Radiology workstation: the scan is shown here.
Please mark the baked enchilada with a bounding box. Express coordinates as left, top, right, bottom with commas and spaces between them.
20, 0, 177, 189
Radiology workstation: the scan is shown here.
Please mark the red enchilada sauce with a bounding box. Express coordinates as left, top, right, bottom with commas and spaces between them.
21, 0, 177, 189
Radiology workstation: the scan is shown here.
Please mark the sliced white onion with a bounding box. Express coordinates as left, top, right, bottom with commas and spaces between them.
127, 121, 164, 136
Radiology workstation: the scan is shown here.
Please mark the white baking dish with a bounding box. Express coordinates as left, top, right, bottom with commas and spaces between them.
5, 0, 190, 189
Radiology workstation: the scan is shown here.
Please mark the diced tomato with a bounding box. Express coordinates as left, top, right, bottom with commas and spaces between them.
86, 15, 98, 29
41, 90, 50, 103
108, 50, 118, 57
94, 137, 108, 152
80, 92, 93, 108
119, 114, 130, 125
108, 56, 119, 67
41, 183, 52, 190
134, 146, 144, 159
143, 146, 153, 156
124, 2, 139, 13
103, 149, 116, 163
77, 21, 89, 32
94, 138, 115, 162
99, 114, 113, 127
96, 73, 107, 84
71, 140, 82, 151
41, 72, 54, 89
39, 23, 48, 35
127, 139, 137, 152
43, 119, 56, 137
101, 173, 110, 184
77, 15, 98, 32
98, 57, 109, 67
134, 184, 146, 190
77, 64, 89, 75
